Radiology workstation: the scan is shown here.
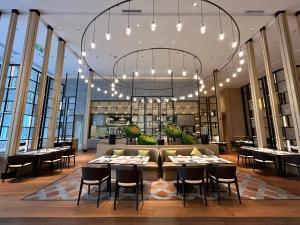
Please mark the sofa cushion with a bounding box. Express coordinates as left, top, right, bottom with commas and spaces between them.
113, 149, 124, 156
138, 150, 150, 157
165, 150, 176, 162
190, 147, 202, 156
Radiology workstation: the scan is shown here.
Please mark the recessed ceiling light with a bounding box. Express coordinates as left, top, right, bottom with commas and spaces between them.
193, 2, 197, 7
58, 27, 62, 30
75, 27, 80, 31
250, 27, 254, 31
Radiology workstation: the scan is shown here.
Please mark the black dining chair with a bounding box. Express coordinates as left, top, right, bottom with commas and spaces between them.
176, 166, 207, 206
252, 151, 278, 175
77, 167, 111, 207
40, 151, 63, 175
237, 148, 253, 167
283, 156, 300, 176
114, 168, 143, 211
207, 165, 241, 204
62, 148, 76, 168
2, 156, 33, 182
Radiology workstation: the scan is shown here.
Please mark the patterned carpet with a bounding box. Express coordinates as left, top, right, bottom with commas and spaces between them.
22, 169, 300, 201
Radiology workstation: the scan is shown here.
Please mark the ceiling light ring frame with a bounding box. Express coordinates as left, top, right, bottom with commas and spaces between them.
112, 47, 203, 91
80, 0, 241, 85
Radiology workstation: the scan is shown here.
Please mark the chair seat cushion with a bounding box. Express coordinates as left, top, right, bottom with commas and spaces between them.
83, 176, 109, 184
285, 163, 300, 168
118, 182, 137, 187
184, 179, 204, 184
8, 162, 32, 168
43, 159, 61, 163
254, 159, 274, 163
62, 155, 75, 158
209, 175, 235, 183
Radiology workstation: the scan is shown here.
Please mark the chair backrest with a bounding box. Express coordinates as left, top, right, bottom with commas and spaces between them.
283, 156, 300, 165
116, 168, 141, 184
81, 167, 110, 181
177, 167, 205, 180
238, 148, 251, 156
42, 151, 63, 161
208, 165, 236, 179
63, 148, 75, 156
7, 156, 33, 165
252, 151, 273, 161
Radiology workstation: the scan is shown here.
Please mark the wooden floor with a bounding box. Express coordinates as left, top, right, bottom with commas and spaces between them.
0, 150, 300, 225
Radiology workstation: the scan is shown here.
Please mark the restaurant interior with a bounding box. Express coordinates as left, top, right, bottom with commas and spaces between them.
0, 0, 300, 224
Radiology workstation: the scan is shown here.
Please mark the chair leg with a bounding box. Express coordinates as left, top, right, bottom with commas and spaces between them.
176, 174, 179, 196
108, 179, 112, 197
298, 166, 300, 177
88, 185, 91, 195
114, 183, 118, 210
73, 156, 76, 166
141, 179, 144, 201
235, 178, 242, 204
237, 156, 240, 165
18, 167, 23, 182
77, 180, 83, 206
182, 181, 186, 207
2, 165, 9, 183
216, 181, 220, 204
203, 180, 207, 206
136, 185, 139, 211
228, 183, 231, 195
97, 183, 101, 208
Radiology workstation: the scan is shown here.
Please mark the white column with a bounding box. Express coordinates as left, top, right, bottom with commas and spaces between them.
46, 38, 66, 148
82, 69, 93, 150
31, 25, 53, 150
260, 27, 284, 150
0, 10, 19, 107
276, 11, 300, 152
246, 39, 267, 148
6, 10, 40, 156
213, 70, 224, 141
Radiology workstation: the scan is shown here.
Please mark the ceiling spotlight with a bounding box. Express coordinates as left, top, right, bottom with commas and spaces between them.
200, 25, 207, 34
211, 86, 215, 91
168, 69, 172, 75
201, 84, 205, 89
238, 49, 244, 58
232, 41, 238, 48
176, 21, 182, 32
91, 42, 96, 49
126, 96, 130, 100
114, 91, 118, 95
219, 82, 223, 87
182, 70, 187, 76
204, 90, 207, 95
193, 2, 197, 7
118, 93, 123, 98
78, 68, 83, 73
126, 26, 131, 36
82, 51, 86, 57
226, 78, 230, 83
199, 79, 204, 85
199, 88, 203, 92
195, 91, 199, 96
97, 87, 101, 92
134, 71, 139, 77
112, 93, 115, 97
80, 75, 85, 79
122, 74, 127, 79
194, 74, 198, 80
111, 83, 115, 88
151, 22, 157, 31
239, 59, 245, 65
111, 87, 115, 91
114, 78, 119, 83
237, 67, 242, 73
133, 97, 137, 102
78, 58, 83, 65
151, 69, 155, 75
104, 90, 108, 94
106, 32, 111, 41
219, 32, 225, 41
84, 79, 88, 83
91, 83, 94, 88
232, 72, 237, 78
188, 94, 193, 98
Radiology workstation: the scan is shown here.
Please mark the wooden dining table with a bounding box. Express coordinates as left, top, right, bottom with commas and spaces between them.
168, 155, 232, 166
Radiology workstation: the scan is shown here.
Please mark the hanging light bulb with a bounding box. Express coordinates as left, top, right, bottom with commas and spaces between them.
226, 78, 230, 83
211, 86, 215, 91
91, 20, 96, 49
114, 78, 119, 84
219, 82, 223, 87
122, 74, 127, 79
106, 32, 111, 41
194, 74, 198, 80
151, 69, 155, 75
80, 75, 85, 79
239, 59, 245, 65
111, 87, 115, 91
104, 90, 108, 94
126, 96, 130, 100
106, 10, 111, 41
176, 0, 182, 32
195, 91, 199, 96
84, 79, 88, 83
182, 70, 187, 76
119, 93, 123, 98
199, 88, 203, 92
219, 32, 225, 41
199, 79, 204, 85
78, 58, 83, 65
91, 83, 95, 88
151, 22, 157, 31
82, 51, 86, 57
78, 68, 83, 73
126, 1, 131, 36
188, 94, 193, 98
91, 42, 96, 49
232, 72, 237, 78
156, 98, 161, 103
133, 97, 137, 102
238, 49, 244, 58
237, 67, 242, 73
201, 84, 205, 89
97, 87, 101, 92
114, 91, 118, 95
168, 69, 172, 75
218, 9, 225, 41
200, 25, 206, 34
149, 98, 153, 103
232, 41, 238, 48
134, 71, 139, 77
204, 90, 207, 95
111, 83, 115, 88
200, 0, 206, 34
111, 93, 115, 97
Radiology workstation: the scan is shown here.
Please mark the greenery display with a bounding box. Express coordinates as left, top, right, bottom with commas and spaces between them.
164, 123, 182, 138
182, 131, 199, 145
124, 124, 141, 138
138, 134, 157, 145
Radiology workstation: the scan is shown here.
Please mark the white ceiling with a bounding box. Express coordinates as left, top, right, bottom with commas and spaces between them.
0, 0, 300, 94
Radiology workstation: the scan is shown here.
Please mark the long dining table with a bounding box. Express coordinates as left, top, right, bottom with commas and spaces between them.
168, 155, 233, 166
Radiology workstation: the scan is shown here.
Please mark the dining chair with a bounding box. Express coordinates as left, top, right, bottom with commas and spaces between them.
114, 168, 143, 211
62, 148, 76, 168
40, 151, 63, 175
77, 166, 111, 207
237, 148, 253, 167
252, 151, 278, 175
176, 166, 207, 206
2, 156, 33, 182
207, 165, 241, 204
283, 156, 300, 176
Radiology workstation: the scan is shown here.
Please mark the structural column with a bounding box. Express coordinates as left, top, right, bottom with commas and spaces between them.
46, 38, 66, 148
6, 10, 40, 156
31, 25, 53, 150
246, 39, 267, 148
276, 11, 300, 152
82, 69, 93, 151
260, 27, 284, 150
0, 10, 19, 107
213, 70, 224, 141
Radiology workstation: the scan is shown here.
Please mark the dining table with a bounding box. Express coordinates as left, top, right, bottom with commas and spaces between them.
88, 155, 150, 167
168, 155, 232, 166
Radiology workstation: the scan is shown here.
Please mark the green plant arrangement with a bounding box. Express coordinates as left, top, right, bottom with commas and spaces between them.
124, 124, 141, 138
182, 131, 199, 145
138, 134, 157, 145
164, 123, 182, 138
